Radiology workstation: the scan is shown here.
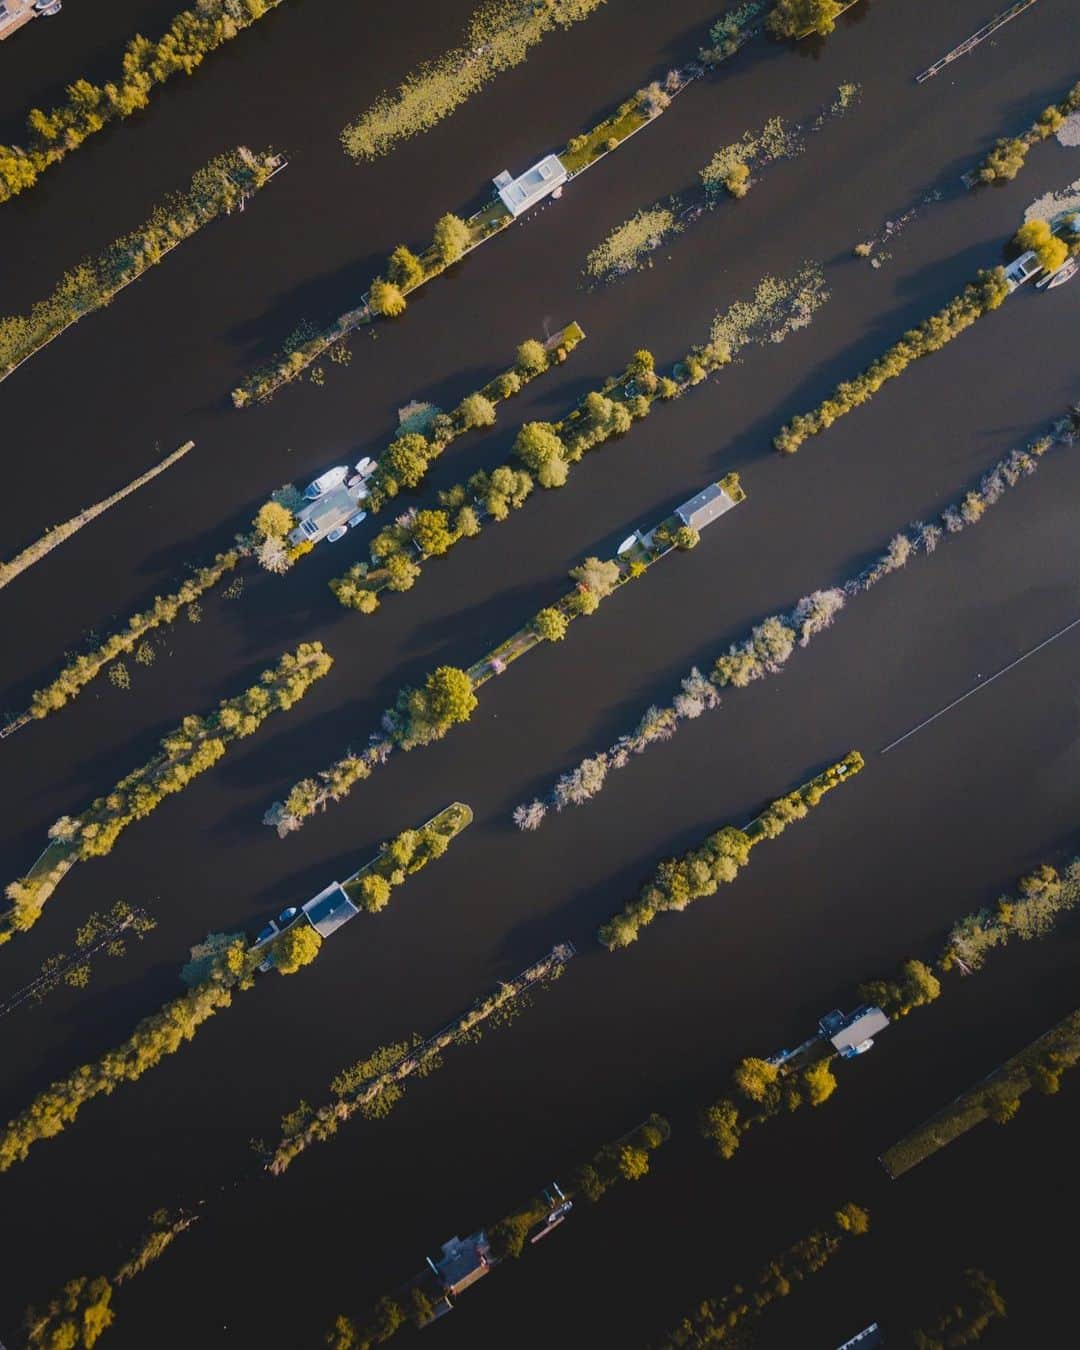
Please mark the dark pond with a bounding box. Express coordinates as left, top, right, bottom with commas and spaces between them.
0, 0, 1078, 1344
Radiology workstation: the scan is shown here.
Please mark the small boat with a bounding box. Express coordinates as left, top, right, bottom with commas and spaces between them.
1045, 257, 1078, 290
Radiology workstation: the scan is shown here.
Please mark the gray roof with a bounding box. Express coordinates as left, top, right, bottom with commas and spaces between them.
301, 882, 360, 938
289, 483, 363, 544
675, 483, 734, 532
434, 1234, 491, 1295
495, 154, 567, 216
828, 1005, 889, 1052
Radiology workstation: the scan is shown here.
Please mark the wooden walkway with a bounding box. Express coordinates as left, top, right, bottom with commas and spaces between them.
915, 0, 1040, 82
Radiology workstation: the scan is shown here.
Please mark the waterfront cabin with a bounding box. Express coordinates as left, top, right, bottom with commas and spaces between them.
426, 1233, 492, 1298
1003, 249, 1042, 292
675, 482, 738, 532
819, 1005, 890, 1058
300, 882, 360, 938
287, 481, 367, 546
492, 155, 568, 217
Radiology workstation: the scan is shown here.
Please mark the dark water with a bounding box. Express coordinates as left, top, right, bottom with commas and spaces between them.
1, 0, 1078, 1344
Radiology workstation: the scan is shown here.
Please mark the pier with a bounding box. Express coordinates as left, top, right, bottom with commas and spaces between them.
915, 0, 1040, 83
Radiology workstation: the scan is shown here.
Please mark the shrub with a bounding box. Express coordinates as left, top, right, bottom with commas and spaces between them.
455, 391, 497, 429
432, 212, 470, 265
387, 244, 425, 289
533, 607, 569, 641
369, 278, 406, 317
515, 337, 549, 375
270, 925, 323, 975
381, 433, 430, 489
767, 0, 843, 39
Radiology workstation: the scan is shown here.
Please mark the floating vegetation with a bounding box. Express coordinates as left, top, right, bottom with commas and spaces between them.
341, 0, 609, 160
585, 205, 681, 281
711, 261, 829, 351
700, 115, 803, 196
107, 662, 131, 691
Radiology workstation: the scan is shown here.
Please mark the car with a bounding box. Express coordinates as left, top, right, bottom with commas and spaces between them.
303, 465, 349, 500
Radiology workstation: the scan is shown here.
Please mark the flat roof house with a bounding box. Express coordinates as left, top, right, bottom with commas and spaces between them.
675, 482, 737, 533
819, 1005, 890, 1058
288, 482, 365, 546
493, 154, 568, 217
426, 1233, 492, 1298
301, 883, 360, 939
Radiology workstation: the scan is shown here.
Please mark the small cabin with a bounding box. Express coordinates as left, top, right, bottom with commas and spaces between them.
819, 1005, 889, 1058
427, 1233, 492, 1297
493, 155, 568, 217
675, 482, 737, 532
301, 882, 360, 938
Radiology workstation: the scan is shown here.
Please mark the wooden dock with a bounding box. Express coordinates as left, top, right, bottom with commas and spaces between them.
915, 0, 1040, 82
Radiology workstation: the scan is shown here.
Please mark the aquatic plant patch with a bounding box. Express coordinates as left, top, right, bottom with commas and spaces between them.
0, 2, 287, 206
340, 0, 608, 161
0, 150, 283, 382
266, 943, 576, 1174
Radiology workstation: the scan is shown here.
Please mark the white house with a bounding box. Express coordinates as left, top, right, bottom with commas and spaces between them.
492, 155, 568, 217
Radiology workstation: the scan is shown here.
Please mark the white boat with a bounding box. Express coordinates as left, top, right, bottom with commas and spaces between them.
1044, 257, 1078, 290
303, 465, 349, 499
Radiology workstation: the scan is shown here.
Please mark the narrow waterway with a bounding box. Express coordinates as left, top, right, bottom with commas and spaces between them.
0, 0, 1077, 1344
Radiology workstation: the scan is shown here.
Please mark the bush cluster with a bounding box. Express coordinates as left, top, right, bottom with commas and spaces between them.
598, 753, 864, 949
766, 0, 844, 39
773, 269, 1009, 452
0, 0, 282, 205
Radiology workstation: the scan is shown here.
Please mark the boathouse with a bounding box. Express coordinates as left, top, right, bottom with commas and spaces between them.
493, 155, 568, 217
300, 883, 360, 938
675, 482, 737, 532
427, 1233, 492, 1297
819, 1005, 889, 1058
288, 481, 366, 546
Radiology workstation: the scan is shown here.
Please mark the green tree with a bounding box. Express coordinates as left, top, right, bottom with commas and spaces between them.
455, 392, 497, 429
411, 509, 455, 556
384, 553, 421, 592
253, 500, 294, 540
834, 1202, 870, 1235
356, 873, 392, 913
513, 421, 568, 488
616, 1143, 651, 1180
432, 212, 469, 265
387, 244, 425, 290
381, 433, 430, 489
673, 525, 700, 550
424, 666, 477, 726
271, 924, 323, 975
514, 338, 549, 376
733, 1057, 780, 1103
533, 607, 569, 641
767, 0, 843, 39
25, 1275, 114, 1349
369, 277, 406, 317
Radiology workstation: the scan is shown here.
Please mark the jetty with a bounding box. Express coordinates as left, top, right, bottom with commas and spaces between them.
915, 0, 1039, 82
0, 0, 61, 42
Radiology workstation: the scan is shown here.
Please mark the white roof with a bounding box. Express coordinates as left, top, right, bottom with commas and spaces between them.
494, 154, 567, 216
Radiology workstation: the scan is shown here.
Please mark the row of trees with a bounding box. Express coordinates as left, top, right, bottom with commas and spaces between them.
25, 1210, 198, 1348
973, 80, 1080, 184
268, 944, 573, 1174
597, 753, 865, 950
702, 853, 1079, 1163
24, 549, 241, 724
773, 268, 1009, 452
767, 0, 850, 39
883, 1003, 1080, 1177
1, 149, 280, 377
0, 1, 283, 205
659, 1202, 871, 1347
516, 408, 1079, 832
4, 643, 332, 939
340, 0, 608, 161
